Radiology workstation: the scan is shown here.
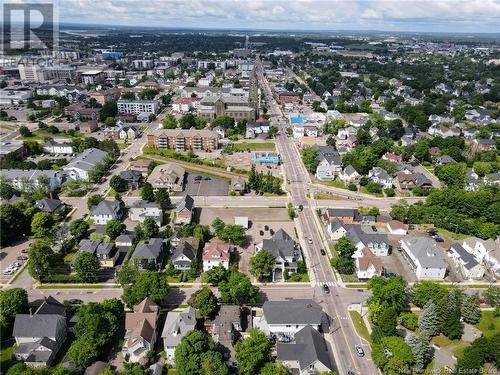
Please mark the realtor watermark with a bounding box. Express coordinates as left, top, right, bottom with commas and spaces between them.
1, 2, 59, 53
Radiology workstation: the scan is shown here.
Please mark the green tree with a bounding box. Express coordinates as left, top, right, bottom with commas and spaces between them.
105, 219, 126, 240
368, 276, 408, 314
105, 117, 116, 127
301, 146, 319, 173
376, 306, 398, 337
418, 300, 438, 336
142, 217, 159, 239
179, 113, 197, 129
412, 281, 448, 307
435, 162, 467, 186
69, 219, 90, 241
259, 362, 288, 375
461, 294, 481, 324
483, 285, 500, 306
211, 217, 225, 236
31, 211, 54, 238
218, 224, 246, 246
87, 194, 104, 210
442, 306, 463, 340
212, 115, 235, 130
110, 175, 128, 192
162, 113, 178, 129
73, 252, 100, 282
67, 338, 100, 367
0, 177, 17, 199
187, 287, 218, 318
202, 265, 228, 285
27, 239, 59, 280
0, 288, 27, 337
372, 336, 414, 374
406, 331, 432, 373
175, 330, 215, 375
141, 182, 155, 202
249, 250, 276, 280
200, 350, 230, 375
117, 263, 138, 285
234, 329, 270, 375
154, 188, 171, 209
122, 271, 169, 307
398, 312, 418, 331
219, 271, 258, 305
326, 135, 336, 147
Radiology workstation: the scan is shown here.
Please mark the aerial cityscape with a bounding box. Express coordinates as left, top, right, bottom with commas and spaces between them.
0, 1, 499, 375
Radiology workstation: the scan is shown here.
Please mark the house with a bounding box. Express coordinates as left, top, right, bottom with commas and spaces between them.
399, 237, 447, 280
90, 200, 123, 225
65, 104, 100, 121
79, 121, 99, 134
171, 241, 197, 271
63, 148, 108, 181
246, 119, 270, 138
203, 241, 231, 271
119, 170, 143, 190
322, 208, 360, 224
116, 234, 134, 249
339, 165, 360, 183
465, 169, 480, 192
35, 198, 66, 215
172, 97, 201, 113
131, 238, 164, 270
161, 306, 196, 363
255, 229, 302, 281
356, 248, 383, 279
174, 195, 194, 225
122, 298, 159, 364
43, 140, 74, 155
147, 163, 185, 192
231, 176, 246, 194
129, 160, 153, 176
326, 219, 347, 240
484, 172, 500, 187
472, 139, 496, 151
396, 172, 433, 190
77, 239, 119, 268
277, 91, 300, 104
254, 299, 323, 337
314, 145, 341, 181
129, 201, 163, 226
277, 325, 332, 375
1, 169, 63, 192
345, 225, 390, 256
337, 126, 356, 140
435, 155, 456, 165
13, 303, 67, 367
382, 152, 403, 164
120, 127, 139, 140
368, 167, 393, 189
462, 238, 499, 276
447, 243, 485, 280
386, 220, 408, 235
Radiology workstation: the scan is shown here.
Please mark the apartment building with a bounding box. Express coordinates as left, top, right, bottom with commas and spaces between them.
147, 128, 219, 151
117, 99, 159, 115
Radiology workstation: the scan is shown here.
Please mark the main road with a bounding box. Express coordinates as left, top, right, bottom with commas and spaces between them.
256, 58, 377, 375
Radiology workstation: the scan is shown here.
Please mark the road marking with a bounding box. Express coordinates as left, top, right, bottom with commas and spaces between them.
315, 281, 337, 287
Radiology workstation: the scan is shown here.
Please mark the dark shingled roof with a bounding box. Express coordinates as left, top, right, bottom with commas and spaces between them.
263, 299, 323, 325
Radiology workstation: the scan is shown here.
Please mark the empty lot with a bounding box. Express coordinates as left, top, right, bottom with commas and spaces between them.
182, 172, 229, 196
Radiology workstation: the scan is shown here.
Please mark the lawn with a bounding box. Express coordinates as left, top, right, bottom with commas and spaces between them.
476, 311, 500, 338
313, 192, 341, 200
436, 228, 468, 241
345, 283, 368, 289
63, 251, 77, 263
349, 311, 372, 344
285, 273, 310, 282
431, 334, 454, 348
0, 341, 16, 370
360, 186, 384, 197
321, 179, 349, 189
230, 142, 275, 151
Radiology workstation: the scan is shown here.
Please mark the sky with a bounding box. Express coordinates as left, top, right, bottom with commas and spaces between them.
8, 0, 500, 33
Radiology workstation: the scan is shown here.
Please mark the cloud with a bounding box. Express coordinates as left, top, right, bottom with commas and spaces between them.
55, 0, 500, 32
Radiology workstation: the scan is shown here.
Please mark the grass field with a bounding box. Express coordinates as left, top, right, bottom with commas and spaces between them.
436, 228, 468, 241
349, 311, 372, 344
476, 311, 500, 338
230, 142, 275, 151
0, 341, 16, 370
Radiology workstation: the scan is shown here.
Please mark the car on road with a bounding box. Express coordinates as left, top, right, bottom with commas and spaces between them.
347, 371, 355, 375
308, 237, 313, 244
320, 249, 326, 256
322, 284, 330, 294
194, 175, 202, 180
68, 299, 83, 305
355, 345, 365, 357
203, 176, 211, 180
17, 255, 28, 261
21, 249, 28, 254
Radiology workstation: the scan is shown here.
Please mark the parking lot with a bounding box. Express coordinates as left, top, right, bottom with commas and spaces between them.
182, 172, 229, 196
225, 152, 283, 178
0, 239, 31, 284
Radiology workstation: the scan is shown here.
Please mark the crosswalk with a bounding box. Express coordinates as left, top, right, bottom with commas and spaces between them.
315, 281, 337, 287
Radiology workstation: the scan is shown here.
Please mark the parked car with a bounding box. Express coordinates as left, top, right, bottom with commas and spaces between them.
371, 226, 377, 232
320, 249, 326, 256
17, 255, 28, 261
68, 299, 83, 305
355, 345, 365, 357
194, 180, 201, 184
194, 175, 202, 180
21, 249, 28, 254
308, 237, 313, 244
3, 269, 14, 275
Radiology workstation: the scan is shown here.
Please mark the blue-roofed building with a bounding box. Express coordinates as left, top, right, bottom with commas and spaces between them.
253, 151, 281, 164
102, 51, 124, 60
289, 116, 305, 124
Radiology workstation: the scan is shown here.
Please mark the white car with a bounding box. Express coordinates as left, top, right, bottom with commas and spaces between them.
3, 269, 14, 275
308, 237, 313, 244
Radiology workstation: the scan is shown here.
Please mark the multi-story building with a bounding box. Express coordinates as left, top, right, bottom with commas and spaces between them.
18, 63, 75, 82
90, 88, 121, 105
1, 169, 63, 192
197, 95, 255, 122
147, 128, 219, 152
117, 99, 159, 115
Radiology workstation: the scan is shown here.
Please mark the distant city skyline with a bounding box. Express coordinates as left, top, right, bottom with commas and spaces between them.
53, 0, 500, 33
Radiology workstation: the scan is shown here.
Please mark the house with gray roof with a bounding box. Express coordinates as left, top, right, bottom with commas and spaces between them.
171, 241, 197, 271
1, 169, 63, 192
345, 225, 390, 256
174, 195, 194, 225
90, 199, 123, 225
77, 239, 118, 268
434, 155, 456, 165
314, 145, 341, 181
35, 198, 66, 215
447, 243, 484, 280
277, 325, 333, 375
368, 167, 393, 189
13, 312, 67, 367
254, 299, 323, 338
339, 165, 360, 183
128, 201, 163, 225
63, 148, 108, 180
161, 306, 196, 363
399, 237, 447, 280
131, 238, 164, 270
255, 229, 302, 281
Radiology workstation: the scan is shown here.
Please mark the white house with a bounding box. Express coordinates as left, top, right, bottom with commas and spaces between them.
202, 241, 231, 272
356, 248, 383, 279
90, 200, 123, 225
339, 165, 360, 183
314, 146, 341, 181
161, 306, 196, 363
128, 201, 163, 226
63, 148, 108, 180
399, 237, 447, 280
0, 169, 63, 192
43, 140, 74, 155
447, 243, 485, 280
346, 225, 390, 257
368, 167, 393, 189
386, 220, 408, 235
326, 219, 347, 240
462, 238, 499, 276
